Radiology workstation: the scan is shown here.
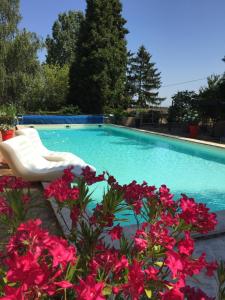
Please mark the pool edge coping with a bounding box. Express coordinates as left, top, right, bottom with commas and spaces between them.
109, 124, 225, 150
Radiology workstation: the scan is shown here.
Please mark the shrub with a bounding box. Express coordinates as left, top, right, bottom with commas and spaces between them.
0, 169, 219, 299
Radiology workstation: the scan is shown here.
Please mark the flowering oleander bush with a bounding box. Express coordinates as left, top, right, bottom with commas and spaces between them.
0, 168, 220, 299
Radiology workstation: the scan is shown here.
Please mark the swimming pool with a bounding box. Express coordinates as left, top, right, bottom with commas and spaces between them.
39, 125, 225, 212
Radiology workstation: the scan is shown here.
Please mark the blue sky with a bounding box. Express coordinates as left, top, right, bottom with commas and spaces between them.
19, 0, 225, 106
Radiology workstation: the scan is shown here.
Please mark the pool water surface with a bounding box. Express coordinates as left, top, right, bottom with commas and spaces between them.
39, 125, 225, 212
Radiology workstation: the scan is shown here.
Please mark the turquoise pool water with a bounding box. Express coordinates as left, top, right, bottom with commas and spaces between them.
39, 125, 225, 212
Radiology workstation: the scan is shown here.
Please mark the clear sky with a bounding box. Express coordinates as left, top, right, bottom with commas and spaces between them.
19, 0, 225, 106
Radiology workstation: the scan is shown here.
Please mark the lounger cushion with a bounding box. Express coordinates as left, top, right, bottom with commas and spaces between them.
0, 136, 92, 182
15, 128, 95, 170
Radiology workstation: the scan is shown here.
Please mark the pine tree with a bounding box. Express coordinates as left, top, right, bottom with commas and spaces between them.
129, 45, 163, 107
124, 51, 136, 107
46, 11, 84, 66
68, 0, 128, 114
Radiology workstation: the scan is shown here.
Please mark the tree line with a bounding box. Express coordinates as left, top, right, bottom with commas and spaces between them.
169, 71, 225, 124
0, 0, 163, 114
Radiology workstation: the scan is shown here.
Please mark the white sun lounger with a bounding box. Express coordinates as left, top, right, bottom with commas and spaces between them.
0, 135, 95, 182
15, 128, 88, 164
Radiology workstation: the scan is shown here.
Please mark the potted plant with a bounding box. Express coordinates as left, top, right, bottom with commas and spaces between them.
0, 104, 17, 141
182, 109, 200, 138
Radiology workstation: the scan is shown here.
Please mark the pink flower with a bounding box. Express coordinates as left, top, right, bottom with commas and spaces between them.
134, 237, 148, 252
0, 196, 12, 217
178, 231, 194, 256
114, 255, 128, 274
74, 275, 105, 300
150, 222, 176, 250
165, 250, 184, 278
54, 281, 73, 288
179, 195, 217, 233
159, 185, 176, 209
4, 219, 76, 298
82, 167, 105, 185
62, 166, 75, 182
108, 224, 123, 241
205, 261, 218, 276
44, 177, 79, 203
0, 176, 30, 191
122, 260, 145, 300
161, 288, 184, 300
145, 266, 158, 280
161, 212, 179, 226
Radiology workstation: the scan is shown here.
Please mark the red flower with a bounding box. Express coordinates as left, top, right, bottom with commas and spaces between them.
62, 166, 75, 182
122, 260, 145, 300
205, 261, 218, 276
114, 255, 129, 274
159, 185, 176, 209
179, 195, 217, 233
4, 219, 76, 298
145, 266, 158, 280
44, 178, 79, 203
161, 288, 184, 300
0, 176, 30, 191
134, 237, 148, 252
108, 224, 123, 241
74, 275, 105, 300
166, 250, 184, 278
0, 196, 12, 217
178, 231, 194, 256
82, 167, 105, 185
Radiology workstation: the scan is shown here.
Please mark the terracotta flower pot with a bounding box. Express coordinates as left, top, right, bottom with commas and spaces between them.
189, 125, 199, 139
1, 129, 14, 141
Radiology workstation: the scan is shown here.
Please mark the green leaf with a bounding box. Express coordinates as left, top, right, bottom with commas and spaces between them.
102, 286, 112, 296
145, 289, 152, 298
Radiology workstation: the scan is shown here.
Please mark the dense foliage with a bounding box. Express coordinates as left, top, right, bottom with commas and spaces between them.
26, 64, 70, 112
46, 11, 84, 66
168, 90, 198, 123
68, 0, 128, 114
198, 74, 225, 121
0, 168, 221, 299
0, 0, 42, 107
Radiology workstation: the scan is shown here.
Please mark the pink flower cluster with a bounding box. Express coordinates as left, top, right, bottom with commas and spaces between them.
0, 176, 30, 192
179, 195, 217, 233
44, 167, 79, 203
2, 219, 76, 299
82, 166, 105, 185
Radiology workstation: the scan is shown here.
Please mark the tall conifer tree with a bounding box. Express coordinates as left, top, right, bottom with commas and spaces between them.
68, 0, 128, 114
129, 45, 163, 107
